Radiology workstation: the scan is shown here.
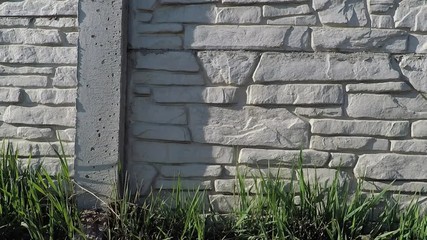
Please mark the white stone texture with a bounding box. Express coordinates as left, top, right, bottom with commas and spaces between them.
301, 169, 349, 187
263, 4, 311, 17
10, 141, 74, 157
136, 51, 199, 72
394, 0, 427, 32
329, 153, 358, 168
311, 136, 390, 151
160, 164, 222, 177
25, 89, 76, 105
400, 55, 427, 93
131, 71, 205, 86
216, 7, 262, 24
253, 52, 399, 82
362, 181, 427, 193
0, 29, 62, 45
57, 129, 76, 142
0, 65, 53, 75
153, 87, 238, 104
198, 51, 258, 85
294, 107, 343, 117
0, 46, 77, 64
371, 15, 395, 28
0, 17, 30, 27
408, 34, 427, 53
0, 76, 48, 87
346, 82, 411, 93
412, 120, 427, 138
34, 18, 78, 28
312, 28, 408, 53
17, 127, 54, 141
313, 0, 368, 26
267, 15, 317, 25
132, 141, 234, 164
311, 119, 410, 137
155, 179, 212, 190
239, 148, 330, 167
132, 123, 191, 142
189, 106, 309, 148
153, 5, 217, 23
215, 179, 256, 193
3, 106, 76, 127
355, 154, 427, 180
391, 140, 427, 153
0, 0, 77, 16
347, 93, 427, 119
247, 84, 343, 105
132, 98, 187, 124
227, 166, 294, 179
0, 88, 21, 103
53, 67, 77, 87
185, 25, 310, 50
65, 32, 78, 45
368, 0, 395, 13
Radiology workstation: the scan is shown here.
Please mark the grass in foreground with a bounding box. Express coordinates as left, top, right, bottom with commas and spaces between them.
0, 146, 427, 239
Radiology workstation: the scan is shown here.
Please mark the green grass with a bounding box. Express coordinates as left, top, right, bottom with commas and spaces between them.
1, 145, 427, 239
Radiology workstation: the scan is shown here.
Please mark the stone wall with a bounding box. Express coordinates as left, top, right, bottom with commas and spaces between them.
0, 0, 77, 172
127, 0, 427, 211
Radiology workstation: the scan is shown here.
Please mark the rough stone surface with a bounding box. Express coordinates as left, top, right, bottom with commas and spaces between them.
371, 15, 394, 29
189, 106, 309, 148
216, 7, 262, 24
153, 87, 238, 104
132, 141, 234, 164
136, 52, 199, 72
311, 136, 390, 151
53, 67, 77, 87
267, 15, 317, 25
294, 107, 343, 117
391, 140, 427, 153
394, 0, 427, 32
239, 148, 330, 167
25, 89, 76, 105
263, 5, 311, 17
185, 25, 310, 50
329, 153, 358, 168
247, 84, 343, 105
0, 0, 77, 16
253, 52, 399, 82
17, 127, 54, 140
197, 51, 258, 85
160, 164, 222, 177
412, 120, 427, 138
369, 0, 395, 13
346, 82, 411, 93
312, 28, 408, 53
355, 154, 427, 180
3, 106, 75, 127
0, 46, 77, 64
311, 119, 409, 137
132, 123, 191, 142
408, 34, 427, 53
313, 0, 368, 26
131, 71, 205, 86
400, 55, 427, 93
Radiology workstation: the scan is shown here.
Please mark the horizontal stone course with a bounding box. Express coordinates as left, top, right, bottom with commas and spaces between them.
0, 46, 77, 64
346, 82, 411, 93
132, 123, 191, 142
311, 136, 390, 151
0, 0, 77, 16
153, 87, 238, 104
390, 140, 427, 153
131, 70, 204, 86
136, 51, 199, 72
160, 164, 222, 177
328, 153, 357, 168
132, 98, 187, 124
3, 106, 75, 127
25, 89, 76, 105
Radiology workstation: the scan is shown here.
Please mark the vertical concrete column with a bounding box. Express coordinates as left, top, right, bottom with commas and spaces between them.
75, 0, 127, 208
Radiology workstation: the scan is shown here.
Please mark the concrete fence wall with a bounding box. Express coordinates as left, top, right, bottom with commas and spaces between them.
127, 0, 427, 211
3, 0, 427, 210
0, 0, 77, 173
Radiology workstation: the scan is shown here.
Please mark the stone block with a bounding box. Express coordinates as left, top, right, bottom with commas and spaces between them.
239, 148, 330, 167
346, 82, 411, 93
53, 67, 77, 87
131, 98, 187, 124
155, 179, 211, 190
57, 129, 76, 142
0, 46, 77, 64
34, 17, 77, 28
153, 87, 238, 104
247, 84, 343, 105
253, 52, 399, 82
25, 89, 76, 105
3, 106, 75, 127
368, 0, 395, 13
294, 107, 342, 117
267, 15, 317, 25
160, 164, 222, 177
216, 7, 261, 24
197, 51, 258, 85
153, 5, 216, 23
391, 140, 427, 153
400, 55, 427, 93
131, 70, 205, 86
136, 24, 183, 34
312, 28, 408, 53
0, 88, 21, 103
329, 153, 357, 168
371, 15, 394, 28
301, 168, 348, 187
412, 120, 427, 138
362, 181, 427, 193
189, 105, 309, 148
311, 119, 409, 137
314, 0, 368, 26
0, 65, 53, 75
185, 25, 310, 50
215, 179, 256, 193
347, 93, 427, 119
132, 123, 191, 142
0, 29, 62, 45
17, 127, 54, 140
395, 0, 427, 32
0, 18, 30, 27
209, 195, 240, 213
136, 36, 182, 49
263, 4, 311, 17
65, 32, 78, 45
355, 154, 427, 180
0, 0, 77, 16
136, 51, 199, 72
311, 136, 389, 151
408, 34, 427, 53
0, 76, 48, 87
10, 141, 74, 157
132, 141, 234, 164
225, 166, 294, 179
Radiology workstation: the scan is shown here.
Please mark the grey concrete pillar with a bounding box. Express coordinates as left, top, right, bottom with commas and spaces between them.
75, 0, 127, 209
